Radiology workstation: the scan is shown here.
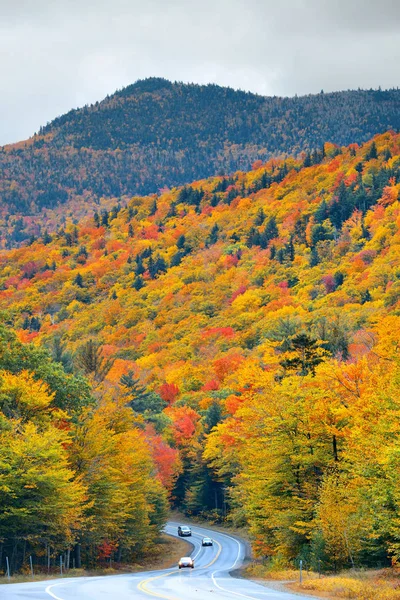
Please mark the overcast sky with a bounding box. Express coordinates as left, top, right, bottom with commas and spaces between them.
1, 0, 400, 145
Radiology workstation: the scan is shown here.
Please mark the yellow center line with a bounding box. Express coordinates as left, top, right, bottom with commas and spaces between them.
137, 533, 222, 599
137, 570, 179, 600
196, 538, 222, 569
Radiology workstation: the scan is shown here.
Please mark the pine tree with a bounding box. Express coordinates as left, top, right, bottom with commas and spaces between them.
133, 276, 144, 290
42, 230, 52, 245
208, 224, 219, 245
74, 273, 84, 288
149, 198, 158, 216
279, 332, 328, 376
254, 208, 266, 226
264, 216, 279, 242
309, 247, 320, 266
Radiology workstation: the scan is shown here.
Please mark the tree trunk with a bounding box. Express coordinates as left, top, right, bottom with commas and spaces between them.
333, 435, 339, 462
74, 544, 81, 569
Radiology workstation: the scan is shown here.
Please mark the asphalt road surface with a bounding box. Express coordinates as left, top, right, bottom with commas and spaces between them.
1, 521, 315, 599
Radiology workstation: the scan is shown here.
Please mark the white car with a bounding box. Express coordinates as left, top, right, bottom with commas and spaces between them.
178, 556, 194, 569
201, 537, 213, 546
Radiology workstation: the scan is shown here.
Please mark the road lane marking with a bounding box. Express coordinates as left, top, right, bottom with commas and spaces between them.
210, 530, 259, 599
194, 536, 222, 569
168, 522, 254, 597
164, 526, 216, 565
137, 570, 179, 600
211, 574, 259, 600
45, 583, 68, 600
138, 530, 221, 599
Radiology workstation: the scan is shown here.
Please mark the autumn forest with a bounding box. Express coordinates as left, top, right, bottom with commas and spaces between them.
0, 121, 400, 575
1, 79, 400, 247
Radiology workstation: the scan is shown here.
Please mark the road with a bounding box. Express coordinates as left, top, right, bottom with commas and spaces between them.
1, 521, 315, 599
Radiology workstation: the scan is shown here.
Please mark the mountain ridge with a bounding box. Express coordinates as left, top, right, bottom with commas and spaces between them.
1, 79, 400, 247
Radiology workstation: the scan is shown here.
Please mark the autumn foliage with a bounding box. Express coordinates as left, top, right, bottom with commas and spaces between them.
0, 131, 400, 571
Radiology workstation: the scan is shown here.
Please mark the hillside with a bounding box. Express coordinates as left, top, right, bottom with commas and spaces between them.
1, 79, 400, 246
1, 131, 400, 569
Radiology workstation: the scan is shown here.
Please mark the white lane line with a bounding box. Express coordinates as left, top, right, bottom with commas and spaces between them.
45, 583, 67, 600
166, 523, 259, 598
214, 530, 243, 569
210, 530, 259, 599
211, 574, 259, 600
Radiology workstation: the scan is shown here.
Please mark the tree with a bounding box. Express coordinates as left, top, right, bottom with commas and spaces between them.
279, 333, 329, 376
74, 272, 84, 288
208, 224, 219, 245
262, 216, 278, 247
365, 141, 378, 160
120, 371, 166, 414
149, 198, 158, 215
254, 208, 266, 226
0, 420, 86, 565
75, 340, 114, 382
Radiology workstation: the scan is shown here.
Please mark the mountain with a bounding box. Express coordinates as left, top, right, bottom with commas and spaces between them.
1, 78, 400, 246
1, 131, 399, 364
1, 131, 400, 566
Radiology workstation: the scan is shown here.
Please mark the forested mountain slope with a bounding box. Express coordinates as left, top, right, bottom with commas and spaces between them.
1, 78, 400, 246
1, 131, 400, 569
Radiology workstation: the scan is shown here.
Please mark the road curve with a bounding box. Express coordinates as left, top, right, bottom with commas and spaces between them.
1, 521, 315, 599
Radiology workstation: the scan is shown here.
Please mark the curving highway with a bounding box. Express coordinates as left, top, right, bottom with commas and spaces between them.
1, 521, 314, 599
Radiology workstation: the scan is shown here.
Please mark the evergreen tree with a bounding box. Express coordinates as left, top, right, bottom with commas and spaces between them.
76, 340, 113, 381
208, 224, 220, 245
167, 202, 177, 218
279, 332, 328, 376
254, 208, 266, 226
309, 246, 320, 266
176, 234, 186, 249
101, 210, 109, 227
42, 230, 52, 245
303, 151, 312, 168
366, 141, 378, 160
133, 275, 144, 290
134, 255, 145, 276
264, 216, 279, 242
149, 198, 158, 216
74, 273, 84, 288
315, 200, 329, 223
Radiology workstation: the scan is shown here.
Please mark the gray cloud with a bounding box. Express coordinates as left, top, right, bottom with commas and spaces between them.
1, 0, 399, 145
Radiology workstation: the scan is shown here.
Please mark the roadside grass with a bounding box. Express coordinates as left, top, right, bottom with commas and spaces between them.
0, 533, 191, 585
244, 562, 400, 600
244, 562, 311, 581
289, 569, 400, 600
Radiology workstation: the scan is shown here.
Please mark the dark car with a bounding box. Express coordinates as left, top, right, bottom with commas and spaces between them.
178, 556, 194, 569
178, 525, 192, 537
201, 537, 213, 546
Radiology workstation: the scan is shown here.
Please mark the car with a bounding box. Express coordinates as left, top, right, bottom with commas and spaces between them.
178, 556, 194, 569
201, 537, 213, 546
178, 525, 192, 537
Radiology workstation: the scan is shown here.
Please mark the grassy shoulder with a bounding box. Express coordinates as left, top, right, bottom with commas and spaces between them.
243, 563, 400, 600
0, 533, 191, 585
